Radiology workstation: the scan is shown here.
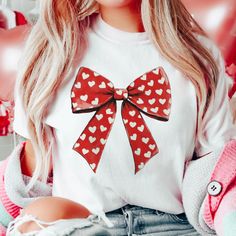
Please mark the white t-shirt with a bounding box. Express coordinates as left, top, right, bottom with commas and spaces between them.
13, 14, 235, 217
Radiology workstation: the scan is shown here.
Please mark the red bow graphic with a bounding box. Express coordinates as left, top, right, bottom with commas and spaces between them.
71, 67, 171, 173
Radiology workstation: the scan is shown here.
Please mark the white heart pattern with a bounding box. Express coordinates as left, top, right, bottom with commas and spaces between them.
71, 66, 172, 174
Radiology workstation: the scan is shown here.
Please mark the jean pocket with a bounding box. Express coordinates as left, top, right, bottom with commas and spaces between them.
168, 213, 189, 224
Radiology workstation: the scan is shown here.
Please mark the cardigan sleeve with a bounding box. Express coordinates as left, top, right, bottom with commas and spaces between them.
182, 35, 236, 235
0, 142, 52, 229
203, 140, 236, 235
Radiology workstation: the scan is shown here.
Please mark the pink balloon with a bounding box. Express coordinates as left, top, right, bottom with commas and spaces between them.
0, 24, 31, 101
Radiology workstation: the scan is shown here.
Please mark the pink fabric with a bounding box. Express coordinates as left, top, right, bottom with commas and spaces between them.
214, 184, 236, 235
0, 147, 23, 218
204, 140, 236, 231
0, 223, 6, 236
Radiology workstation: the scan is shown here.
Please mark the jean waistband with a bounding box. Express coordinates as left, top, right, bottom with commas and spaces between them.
112, 204, 185, 216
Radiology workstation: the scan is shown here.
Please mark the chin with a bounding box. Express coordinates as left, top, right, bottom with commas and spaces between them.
95, 0, 137, 8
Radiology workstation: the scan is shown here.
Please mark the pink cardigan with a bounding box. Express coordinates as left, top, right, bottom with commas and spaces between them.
204, 140, 236, 235
0, 140, 236, 235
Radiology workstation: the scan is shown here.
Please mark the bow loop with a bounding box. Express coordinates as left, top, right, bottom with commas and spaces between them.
127, 67, 171, 120
71, 67, 114, 113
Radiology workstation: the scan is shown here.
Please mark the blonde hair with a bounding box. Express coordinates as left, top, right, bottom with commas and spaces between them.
18, 0, 218, 190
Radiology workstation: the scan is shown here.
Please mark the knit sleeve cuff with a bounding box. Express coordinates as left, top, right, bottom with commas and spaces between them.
0, 158, 21, 219
3, 142, 52, 209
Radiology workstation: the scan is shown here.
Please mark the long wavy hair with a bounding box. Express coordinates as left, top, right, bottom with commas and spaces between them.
17, 0, 218, 190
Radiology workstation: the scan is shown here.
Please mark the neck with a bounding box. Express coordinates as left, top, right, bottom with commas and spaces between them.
99, 2, 144, 33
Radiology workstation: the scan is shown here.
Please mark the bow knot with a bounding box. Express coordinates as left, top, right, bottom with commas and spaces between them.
71, 67, 171, 173
113, 88, 128, 100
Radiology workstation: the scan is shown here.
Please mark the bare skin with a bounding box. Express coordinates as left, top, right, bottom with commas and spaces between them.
19, 0, 143, 233
18, 197, 91, 233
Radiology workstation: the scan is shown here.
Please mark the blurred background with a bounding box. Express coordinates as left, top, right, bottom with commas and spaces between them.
0, 0, 236, 160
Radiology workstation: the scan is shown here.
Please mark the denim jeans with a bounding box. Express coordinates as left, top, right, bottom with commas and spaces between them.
70, 205, 200, 236
7, 205, 200, 236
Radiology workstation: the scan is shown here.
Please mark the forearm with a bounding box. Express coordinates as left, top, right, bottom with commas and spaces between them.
20, 140, 35, 177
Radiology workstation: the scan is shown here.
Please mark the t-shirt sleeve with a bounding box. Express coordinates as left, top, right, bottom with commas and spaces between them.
13, 80, 30, 139
195, 36, 236, 157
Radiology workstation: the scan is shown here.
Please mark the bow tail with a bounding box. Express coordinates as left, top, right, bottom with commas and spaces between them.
121, 102, 159, 174
73, 102, 116, 172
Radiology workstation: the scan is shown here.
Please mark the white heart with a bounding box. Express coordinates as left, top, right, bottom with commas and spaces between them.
163, 109, 170, 115
75, 82, 81, 89
89, 136, 96, 143
166, 89, 171, 94
100, 125, 107, 132
129, 122, 137, 128
91, 98, 99, 105
107, 82, 113, 88
88, 81, 95, 87
143, 107, 148, 112
123, 119, 128, 124
144, 151, 151, 158
155, 89, 163, 95
138, 162, 144, 169
72, 102, 78, 108
99, 82, 106, 88
141, 75, 147, 80
100, 138, 106, 145
90, 163, 96, 170
71, 92, 75, 98
82, 72, 89, 80
130, 133, 137, 141
89, 126, 96, 133
135, 148, 141, 155
159, 99, 166, 105
138, 85, 145, 91
150, 107, 158, 113
130, 82, 135, 87
169, 98, 172, 104
92, 148, 100, 155
129, 110, 136, 117
82, 148, 89, 155
137, 98, 144, 104
96, 114, 103, 120
80, 133, 86, 140
142, 137, 149, 144
94, 72, 99, 76
148, 80, 154, 87
149, 144, 156, 150
74, 143, 80, 148
148, 98, 156, 105
106, 109, 113, 115
116, 90, 123, 95
138, 125, 144, 132
108, 117, 114, 124
145, 90, 151, 96
158, 77, 165, 84
80, 94, 88, 101
153, 68, 160, 75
